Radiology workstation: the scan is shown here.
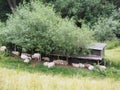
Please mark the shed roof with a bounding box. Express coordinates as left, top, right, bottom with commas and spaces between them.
87, 43, 106, 50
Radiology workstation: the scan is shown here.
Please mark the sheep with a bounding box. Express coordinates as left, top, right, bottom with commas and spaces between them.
84, 64, 91, 68
79, 63, 85, 68
12, 51, 20, 56
88, 65, 94, 70
43, 62, 49, 66
21, 53, 29, 60
97, 65, 106, 70
42, 57, 50, 62
53, 60, 68, 66
72, 63, 80, 68
0, 46, 7, 51
24, 58, 30, 63
47, 62, 55, 68
32, 53, 41, 62
53, 60, 61, 65
84, 64, 94, 70
62, 60, 68, 66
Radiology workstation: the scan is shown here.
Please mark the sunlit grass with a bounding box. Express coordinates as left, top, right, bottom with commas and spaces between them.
105, 47, 120, 62
0, 67, 119, 90
0, 44, 120, 90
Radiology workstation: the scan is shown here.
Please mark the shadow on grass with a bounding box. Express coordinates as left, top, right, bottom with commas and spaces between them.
0, 56, 120, 80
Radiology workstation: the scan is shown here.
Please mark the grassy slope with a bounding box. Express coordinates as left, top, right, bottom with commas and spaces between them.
0, 55, 119, 79
105, 47, 120, 62
105, 47, 120, 69
0, 67, 119, 90
0, 46, 120, 90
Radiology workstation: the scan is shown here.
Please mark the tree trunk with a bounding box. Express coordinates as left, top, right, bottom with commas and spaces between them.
7, 0, 16, 11
66, 54, 69, 63
12, 0, 16, 9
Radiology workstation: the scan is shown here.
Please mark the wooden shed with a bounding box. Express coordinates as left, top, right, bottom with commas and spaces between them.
72, 43, 107, 65
50, 43, 107, 65
87, 43, 106, 58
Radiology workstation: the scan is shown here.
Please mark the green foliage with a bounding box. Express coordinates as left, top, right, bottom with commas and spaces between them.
93, 8, 120, 41
0, 21, 5, 45
107, 0, 120, 8
0, 21, 4, 28
111, 8, 120, 37
0, 0, 10, 21
2, 1, 93, 55
42, 0, 115, 25
106, 40, 120, 49
93, 17, 119, 41
0, 52, 120, 79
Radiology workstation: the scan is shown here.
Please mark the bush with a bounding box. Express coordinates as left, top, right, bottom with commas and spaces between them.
0, 21, 4, 30
2, 1, 94, 56
0, 21, 5, 46
42, 0, 115, 25
106, 40, 120, 49
93, 17, 119, 41
112, 8, 120, 37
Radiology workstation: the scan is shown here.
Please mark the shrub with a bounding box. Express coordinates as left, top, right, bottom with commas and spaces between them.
93, 17, 118, 41
42, 0, 115, 25
112, 8, 120, 37
2, 1, 94, 57
0, 21, 5, 46
106, 40, 120, 49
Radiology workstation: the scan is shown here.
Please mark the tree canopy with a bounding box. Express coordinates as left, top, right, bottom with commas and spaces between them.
0, 1, 93, 56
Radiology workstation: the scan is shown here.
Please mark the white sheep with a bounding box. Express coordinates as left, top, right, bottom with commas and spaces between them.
0, 46, 7, 51
53, 60, 62, 65
72, 63, 80, 68
88, 65, 94, 70
24, 58, 30, 63
53, 60, 68, 66
43, 62, 49, 66
12, 51, 20, 56
84, 64, 91, 68
84, 64, 94, 70
21, 53, 29, 60
42, 57, 50, 61
47, 62, 55, 68
32, 53, 41, 62
79, 63, 85, 68
98, 65, 106, 70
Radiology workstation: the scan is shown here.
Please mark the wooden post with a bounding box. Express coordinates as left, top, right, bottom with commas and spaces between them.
97, 60, 100, 65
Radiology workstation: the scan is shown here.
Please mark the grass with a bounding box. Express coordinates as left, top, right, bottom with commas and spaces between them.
105, 47, 120, 69
0, 56, 120, 79
0, 67, 119, 90
106, 39, 120, 49
0, 45, 120, 90
105, 47, 120, 62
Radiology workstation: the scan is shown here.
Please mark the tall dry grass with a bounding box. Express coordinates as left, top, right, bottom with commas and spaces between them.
0, 67, 119, 90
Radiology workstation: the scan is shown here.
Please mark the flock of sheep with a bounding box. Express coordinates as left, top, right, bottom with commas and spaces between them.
0, 46, 106, 70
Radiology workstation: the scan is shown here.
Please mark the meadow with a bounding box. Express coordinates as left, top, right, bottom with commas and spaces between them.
0, 67, 119, 90
0, 1, 120, 90
0, 45, 120, 90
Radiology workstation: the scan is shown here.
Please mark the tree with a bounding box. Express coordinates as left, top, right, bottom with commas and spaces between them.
0, 21, 5, 45
93, 17, 118, 41
112, 8, 120, 37
7, 0, 16, 11
0, 0, 30, 21
2, 1, 94, 61
42, 0, 115, 26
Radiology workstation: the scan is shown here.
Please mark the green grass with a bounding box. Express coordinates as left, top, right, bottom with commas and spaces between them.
105, 47, 120, 69
105, 47, 120, 62
106, 39, 120, 49
0, 44, 120, 90
0, 52, 120, 80
0, 67, 119, 90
